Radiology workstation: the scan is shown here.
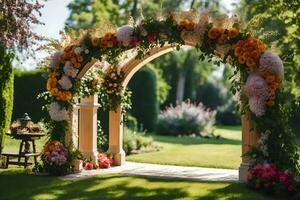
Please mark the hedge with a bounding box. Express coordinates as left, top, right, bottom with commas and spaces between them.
128, 67, 158, 131
0, 46, 14, 153
12, 69, 48, 122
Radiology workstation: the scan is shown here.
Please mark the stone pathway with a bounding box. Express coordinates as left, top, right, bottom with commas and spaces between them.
62, 162, 239, 182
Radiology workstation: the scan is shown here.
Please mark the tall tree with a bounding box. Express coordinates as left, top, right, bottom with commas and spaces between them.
0, 0, 44, 152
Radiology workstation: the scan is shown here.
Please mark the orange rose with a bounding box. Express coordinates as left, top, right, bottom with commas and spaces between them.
228, 27, 239, 38
246, 57, 256, 68
208, 27, 220, 39
266, 75, 276, 83
218, 34, 226, 45
186, 21, 194, 30
70, 57, 77, 65
251, 50, 260, 59
238, 56, 246, 64
234, 47, 243, 57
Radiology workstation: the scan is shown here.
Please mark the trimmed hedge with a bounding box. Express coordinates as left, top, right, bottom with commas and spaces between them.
13, 69, 48, 122
128, 67, 158, 131
0, 46, 14, 153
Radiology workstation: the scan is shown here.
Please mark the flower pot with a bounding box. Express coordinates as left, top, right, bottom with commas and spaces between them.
72, 159, 83, 173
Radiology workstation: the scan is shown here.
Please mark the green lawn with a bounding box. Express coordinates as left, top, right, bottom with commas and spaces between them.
127, 126, 242, 169
0, 169, 271, 200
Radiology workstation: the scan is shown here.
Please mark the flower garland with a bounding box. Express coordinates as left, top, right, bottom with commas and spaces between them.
43, 11, 299, 187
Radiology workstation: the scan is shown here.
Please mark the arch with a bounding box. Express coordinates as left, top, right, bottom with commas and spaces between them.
76, 41, 258, 181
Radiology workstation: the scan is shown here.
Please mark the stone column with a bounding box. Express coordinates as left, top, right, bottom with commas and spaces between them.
107, 106, 125, 166
239, 113, 258, 182
78, 95, 99, 163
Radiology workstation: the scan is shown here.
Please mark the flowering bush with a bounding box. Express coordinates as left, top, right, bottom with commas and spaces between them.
247, 163, 296, 194
41, 140, 70, 175
157, 100, 215, 136
97, 153, 113, 168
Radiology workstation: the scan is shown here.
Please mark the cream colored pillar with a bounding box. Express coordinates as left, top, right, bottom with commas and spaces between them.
239, 113, 258, 182
78, 95, 99, 163
65, 98, 79, 149
107, 106, 125, 166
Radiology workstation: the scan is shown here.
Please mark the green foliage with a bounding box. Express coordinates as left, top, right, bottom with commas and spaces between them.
13, 69, 48, 122
196, 79, 227, 110
216, 98, 241, 126
128, 67, 158, 131
123, 127, 154, 155
97, 120, 108, 152
0, 46, 14, 153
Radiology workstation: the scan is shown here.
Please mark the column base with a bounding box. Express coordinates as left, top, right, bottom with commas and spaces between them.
239, 162, 250, 182
107, 148, 125, 166
82, 151, 98, 165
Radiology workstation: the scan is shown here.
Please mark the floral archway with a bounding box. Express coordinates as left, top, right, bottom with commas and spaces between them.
42, 11, 298, 190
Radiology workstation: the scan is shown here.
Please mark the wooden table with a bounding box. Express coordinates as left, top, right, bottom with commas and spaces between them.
2, 133, 45, 168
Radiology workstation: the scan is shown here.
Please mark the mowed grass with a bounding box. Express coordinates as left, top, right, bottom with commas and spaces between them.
127, 126, 242, 169
0, 169, 271, 200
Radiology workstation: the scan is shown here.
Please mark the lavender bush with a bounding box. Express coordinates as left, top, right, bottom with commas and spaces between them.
157, 100, 216, 136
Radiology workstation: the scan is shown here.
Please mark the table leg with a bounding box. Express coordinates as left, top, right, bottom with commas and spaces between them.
18, 141, 24, 162
24, 157, 28, 168
32, 140, 38, 166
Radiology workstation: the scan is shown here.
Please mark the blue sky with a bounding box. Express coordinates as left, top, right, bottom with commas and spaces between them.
22, 0, 239, 70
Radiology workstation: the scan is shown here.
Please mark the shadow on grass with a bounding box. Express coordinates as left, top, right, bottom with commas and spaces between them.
150, 134, 241, 146
0, 170, 270, 200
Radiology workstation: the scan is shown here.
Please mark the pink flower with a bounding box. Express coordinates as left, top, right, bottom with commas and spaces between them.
99, 160, 111, 168
50, 51, 63, 69
59, 75, 73, 90
147, 32, 157, 43
130, 37, 139, 47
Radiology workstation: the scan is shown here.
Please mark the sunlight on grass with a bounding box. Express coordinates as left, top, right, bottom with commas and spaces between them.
0, 170, 271, 200
127, 126, 242, 169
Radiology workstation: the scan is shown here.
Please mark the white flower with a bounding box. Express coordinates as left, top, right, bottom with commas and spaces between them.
63, 61, 79, 78
116, 25, 134, 46
50, 51, 63, 69
259, 51, 284, 80
59, 75, 73, 90
249, 96, 266, 117
74, 47, 82, 55
49, 102, 68, 121
84, 49, 89, 54
244, 72, 268, 101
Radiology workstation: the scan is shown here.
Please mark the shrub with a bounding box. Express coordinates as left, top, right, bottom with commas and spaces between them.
0, 46, 14, 153
128, 67, 158, 131
157, 100, 216, 136
97, 120, 108, 152
123, 128, 154, 155
13, 69, 48, 122
216, 98, 241, 125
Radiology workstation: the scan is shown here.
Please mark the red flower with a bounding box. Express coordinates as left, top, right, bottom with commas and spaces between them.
99, 160, 111, 168
84, 162, 94, 170
130, 37, 139, 47
147, 32, 157, 43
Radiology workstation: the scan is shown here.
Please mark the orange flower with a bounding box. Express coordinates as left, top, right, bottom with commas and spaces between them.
266, 100, 275, 107
238, 56, 246, 64
218, 34, 226, 45
246, 57, 256, 68
208, 27, 220, 39
234, 47, 243, 57
76, 55, 83, 62
228, 28, 239, 38
50, 88, 59, 96
91, 37, 100, 47
104, 32, 114, 40
251, 50, 260, 59
266, 75, 276, 83
70, 57, 77, 65
186, 21, 194, 30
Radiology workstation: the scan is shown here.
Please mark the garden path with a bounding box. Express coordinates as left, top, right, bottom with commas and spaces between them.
62, 162, 239, 182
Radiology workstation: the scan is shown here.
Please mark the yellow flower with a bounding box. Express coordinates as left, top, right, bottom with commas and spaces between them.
91, 37, 100, 47
266, 75, 276, 83
266, 100, 275, 107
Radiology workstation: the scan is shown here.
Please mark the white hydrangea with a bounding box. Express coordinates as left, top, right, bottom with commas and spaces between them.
259, 51, 284, 80
249, 96, 266, 117
244, 72, 268, 101
74, 47, 82, 55
116, 25, 134, 47
59, 75, 73, 90
50, 51, 63, 69
49, 102, 68, 121
63, 61, 79, 78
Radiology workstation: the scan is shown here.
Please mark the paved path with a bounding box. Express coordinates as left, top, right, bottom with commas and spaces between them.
62, 162, 239, 182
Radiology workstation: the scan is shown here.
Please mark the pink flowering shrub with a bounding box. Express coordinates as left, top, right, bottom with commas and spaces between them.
247, 163, 296, 194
